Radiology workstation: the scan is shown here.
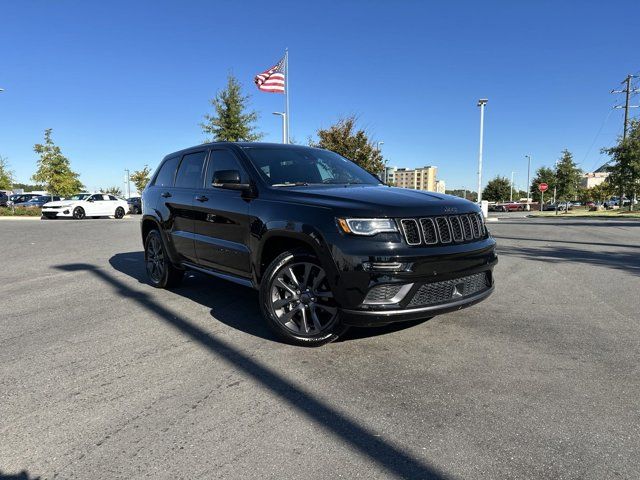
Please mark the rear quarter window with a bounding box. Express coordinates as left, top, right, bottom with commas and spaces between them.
153, 156, 180, 187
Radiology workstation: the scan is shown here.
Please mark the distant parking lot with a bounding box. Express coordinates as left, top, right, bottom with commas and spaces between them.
1, 216, 639, 479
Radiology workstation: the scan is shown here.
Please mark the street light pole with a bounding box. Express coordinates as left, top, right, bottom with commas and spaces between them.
477, 99, 488, 204
272, 112, 287, 144
510, 171, 516, 202
124, 169, 131, 199
375, 141, 385, 180
525, 155, 531, 204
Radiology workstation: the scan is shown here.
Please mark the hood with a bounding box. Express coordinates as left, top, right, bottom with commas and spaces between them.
269, 185, 479, 217
43, 200, 74, 207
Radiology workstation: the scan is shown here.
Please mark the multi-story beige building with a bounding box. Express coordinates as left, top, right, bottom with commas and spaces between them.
390, 166, 438, 192
581, 171, 610, 189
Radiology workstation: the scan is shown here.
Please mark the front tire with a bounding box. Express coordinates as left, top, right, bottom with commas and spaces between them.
72, 207, 85, 220
144, 230, 184, 288
260, 250, 348, 346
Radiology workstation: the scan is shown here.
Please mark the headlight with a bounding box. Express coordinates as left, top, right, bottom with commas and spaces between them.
337, 218, 398, 236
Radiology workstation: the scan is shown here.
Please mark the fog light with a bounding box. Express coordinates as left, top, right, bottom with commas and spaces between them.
63, 209, 69, 214
363, 283, 414, 305
362, 261, 408, 272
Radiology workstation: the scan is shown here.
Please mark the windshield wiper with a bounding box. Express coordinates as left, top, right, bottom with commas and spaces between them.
271, 182, 309, 187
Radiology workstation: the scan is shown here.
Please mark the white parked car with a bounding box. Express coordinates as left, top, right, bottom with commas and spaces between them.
41, 193, 129, 220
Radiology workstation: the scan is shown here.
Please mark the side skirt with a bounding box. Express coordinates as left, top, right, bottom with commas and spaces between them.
181, 261, 256, 289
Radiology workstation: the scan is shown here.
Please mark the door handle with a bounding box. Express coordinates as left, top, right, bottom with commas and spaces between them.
195, 195, 209, 202
161, 191, 172, 198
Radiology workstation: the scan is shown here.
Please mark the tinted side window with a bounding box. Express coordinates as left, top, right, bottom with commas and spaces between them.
175, 151, 207, 189
207, 150, 246, 185
154, 156, 180, 187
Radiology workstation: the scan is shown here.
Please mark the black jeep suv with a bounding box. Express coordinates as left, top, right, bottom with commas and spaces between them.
141, 143, 497, 346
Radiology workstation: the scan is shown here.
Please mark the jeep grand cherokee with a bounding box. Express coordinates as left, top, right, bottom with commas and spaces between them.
141, 143, 497, 346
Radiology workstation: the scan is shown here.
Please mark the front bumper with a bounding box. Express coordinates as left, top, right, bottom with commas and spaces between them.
340, 283, 494, 326
329, 237, 498, 326
42, 208, 73, 218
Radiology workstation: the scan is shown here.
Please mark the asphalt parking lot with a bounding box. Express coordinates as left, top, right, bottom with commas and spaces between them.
1, 216, 639, 479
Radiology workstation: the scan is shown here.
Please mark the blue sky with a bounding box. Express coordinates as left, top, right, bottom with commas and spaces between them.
1, 0, 638, 193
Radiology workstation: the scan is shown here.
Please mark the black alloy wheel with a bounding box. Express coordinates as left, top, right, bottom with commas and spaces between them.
114, 207, 125, 219
144, 230, 183, 288
73, 207, 85, 220
260, 250, 347, 346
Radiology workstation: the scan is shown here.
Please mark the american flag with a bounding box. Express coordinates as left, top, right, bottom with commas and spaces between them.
254, 56, 286, 93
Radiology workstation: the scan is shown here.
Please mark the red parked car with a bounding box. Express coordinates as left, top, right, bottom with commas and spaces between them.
495, 202, 525, 212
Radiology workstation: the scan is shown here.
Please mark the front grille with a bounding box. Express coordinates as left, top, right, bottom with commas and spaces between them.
400, 213, 485, 247
400, 219, 421, 245
407, 272, 490, 307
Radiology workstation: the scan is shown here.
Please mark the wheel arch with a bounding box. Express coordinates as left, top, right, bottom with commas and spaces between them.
141, 215, 181, 265
256, 229, 336, 286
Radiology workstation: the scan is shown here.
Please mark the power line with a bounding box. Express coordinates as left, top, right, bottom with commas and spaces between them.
611, 74, 640, 141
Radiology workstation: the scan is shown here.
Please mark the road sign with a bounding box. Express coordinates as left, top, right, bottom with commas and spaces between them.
538, 183, 549, 192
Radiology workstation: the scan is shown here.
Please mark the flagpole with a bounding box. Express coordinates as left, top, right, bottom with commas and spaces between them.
284, 48, 290, 144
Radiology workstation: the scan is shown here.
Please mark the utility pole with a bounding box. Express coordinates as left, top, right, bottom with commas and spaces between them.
477, 99, 488, 204
612, 75, 639, 209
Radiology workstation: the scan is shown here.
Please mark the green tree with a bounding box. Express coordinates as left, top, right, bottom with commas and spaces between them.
200, 74, 262, 142
11, 182, 45, 191
310, 116, 385, 175
588, 181, 614, 203
602, 119, 640, 211
0, 156, 14, 190
32, 129, 83, 197
482, 176, 511, 202
101, 186, 123, 196
531, 167, 556, 203
554, 149, 582, 202
130, 165, 152, 194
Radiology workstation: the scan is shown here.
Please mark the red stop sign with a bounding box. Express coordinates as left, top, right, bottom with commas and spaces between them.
538, 183, 549, 192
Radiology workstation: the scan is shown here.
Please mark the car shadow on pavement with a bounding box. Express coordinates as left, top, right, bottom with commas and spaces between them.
498, 244, 640, 276
0, 471, 40, 480
109, 251, 429, 343
493, 235, 640, 251
54, 261, 449, 480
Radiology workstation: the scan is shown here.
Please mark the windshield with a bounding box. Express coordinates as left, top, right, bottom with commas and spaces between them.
242, 147, 381, 186
68, 194, 91, 201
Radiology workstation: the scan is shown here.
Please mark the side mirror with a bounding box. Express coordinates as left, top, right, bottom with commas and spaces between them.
212, 170, 251, 191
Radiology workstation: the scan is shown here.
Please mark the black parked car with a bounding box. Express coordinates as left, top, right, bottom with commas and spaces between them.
141, 143, 497, 346
0, 192, 8, 207
127, 197, 142, 214
21, 196, 61, 208
8, 193, 41, 205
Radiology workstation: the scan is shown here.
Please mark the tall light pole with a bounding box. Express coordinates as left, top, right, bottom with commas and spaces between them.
375, 141, 385, 180
272, 112, 287, 144
477, 99, 488, 204
525, 155, 531, 203
124, 169, 131, 199
510, 171, 516, 202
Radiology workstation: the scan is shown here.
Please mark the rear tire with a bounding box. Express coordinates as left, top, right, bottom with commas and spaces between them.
114, 207, 125, 219
144, 229, 184, 288
260, 250, 348, 347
